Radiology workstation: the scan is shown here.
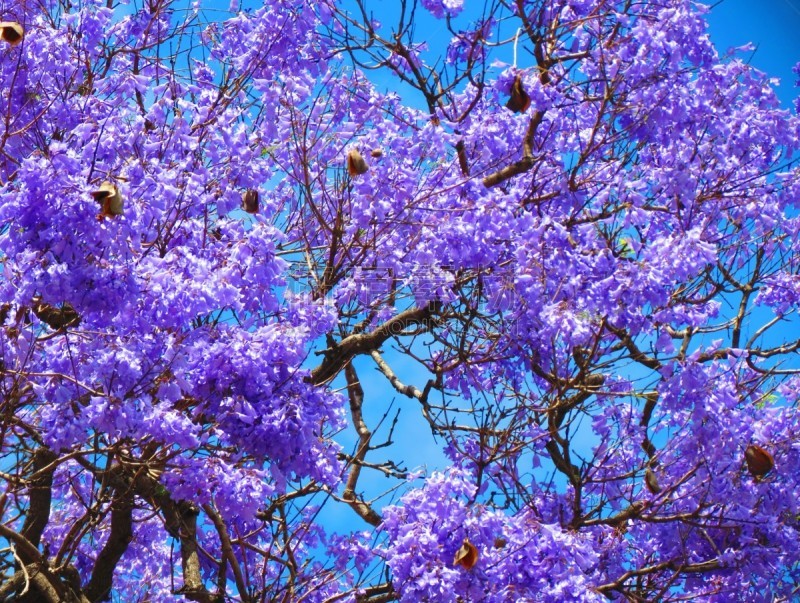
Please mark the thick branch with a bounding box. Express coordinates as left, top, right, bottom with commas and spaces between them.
342, 363, 382, 527
482, 109, 544, 188
552, 373, 604, 428
369, 349, 423, 399
596, 558, 721, 595
309, 302, 439, 386
608, 325, 661, 370
129, 471, 217, 602
583, 501, 647, 529
172, 503, 211, 601
354, 583, 398, 603
0, 526, 72, 602
0, 563, 61, 603
85, 494, 134, 602
202, 504, 251, 603
0, 524, 45, 567
370, 349, 441, 433
20, 447, 57, 556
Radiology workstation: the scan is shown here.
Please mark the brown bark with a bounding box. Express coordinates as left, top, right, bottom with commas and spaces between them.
20, 447, 57, 558
85, 494, 134, 602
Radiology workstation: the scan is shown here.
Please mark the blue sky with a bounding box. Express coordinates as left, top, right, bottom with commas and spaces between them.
706, 0, 800, 108
358, 0, 800, 111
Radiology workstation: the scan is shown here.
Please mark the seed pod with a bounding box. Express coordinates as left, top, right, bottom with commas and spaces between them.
505, 74, 530, 114
91, 181, 123, 218
242, 189, 259, 214
745, 444, 774, 479
493, 537, 507, 549
90, 181, 115, 202
32, 299, 80, 330
370, 148, 383, 158
347, 148, 369, 176
0, 22, 23, 47
644, 468, 661, 494
452, 538, 478, 570
76, 79, 93, 96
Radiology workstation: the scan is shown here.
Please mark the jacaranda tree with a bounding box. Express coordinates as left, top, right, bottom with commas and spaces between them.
1, 0, 800, 600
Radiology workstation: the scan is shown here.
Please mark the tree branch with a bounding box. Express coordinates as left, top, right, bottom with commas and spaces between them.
309, 302, 440, 386
202, 504, 251, 603
19, 447, 57, 558
85, 493, 134, 602
342, 363, 382, 527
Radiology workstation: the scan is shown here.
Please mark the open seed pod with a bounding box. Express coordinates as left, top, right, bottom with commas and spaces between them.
745, 444, 774, 479
0, 22, 23, 47
91, 181, 123, 218
452, 538, 479, 570
32, 299, 80, 330
505, 73, 531, 114
644, 468, 661, 494
347, 148, 369, 176
242, 189, 259, 214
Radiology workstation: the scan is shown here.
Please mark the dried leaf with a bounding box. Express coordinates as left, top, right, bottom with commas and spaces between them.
452, 538, 478, 570
745, 444, 774, 479
347, 149, 369, 176
505, 74, 530, 114
0, 22, 23, 46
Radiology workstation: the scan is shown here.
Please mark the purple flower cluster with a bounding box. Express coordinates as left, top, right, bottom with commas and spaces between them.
421, 0, 465, 19
382, 469, 604, 602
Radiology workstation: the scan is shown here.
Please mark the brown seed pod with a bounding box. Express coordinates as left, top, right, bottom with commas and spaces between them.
452, 538, 478, 570
644, 468, 661, 494
32, 299, 80, 330
242, 189, 259, 214
745, 444, 774, 479
493, 537, 507, 549
505, 74, 530, 114
370, 148, 383, 158
347, 148, 369, 176
91, 181, 123, 218
0, 22, 23, 47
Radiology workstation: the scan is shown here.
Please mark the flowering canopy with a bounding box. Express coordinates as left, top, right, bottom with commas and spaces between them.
1, 0, 800, 601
